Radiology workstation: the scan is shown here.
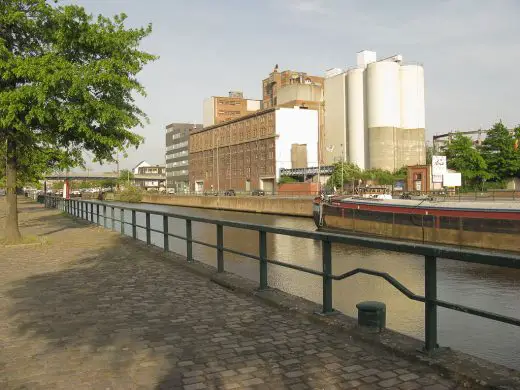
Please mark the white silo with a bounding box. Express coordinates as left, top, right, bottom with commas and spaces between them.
397, 64, 426, 167
347, 67, 366, 169
366, 60, 401, 171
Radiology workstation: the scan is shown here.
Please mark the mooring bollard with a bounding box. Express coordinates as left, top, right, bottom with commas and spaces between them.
356, 301, 386, 332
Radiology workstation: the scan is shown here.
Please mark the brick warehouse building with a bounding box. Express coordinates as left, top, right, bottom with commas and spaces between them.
189, 107, 318, 193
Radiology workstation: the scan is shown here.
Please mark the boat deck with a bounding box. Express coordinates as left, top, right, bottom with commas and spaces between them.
333, 197, 520, 212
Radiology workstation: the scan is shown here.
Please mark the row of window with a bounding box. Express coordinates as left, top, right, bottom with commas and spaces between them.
170, 170, 188, 176
166, 160, 188, 169
169, 132, 188, 141
218, 100, 241, 106
166, 149, 189, 159
166, 140, 188, 152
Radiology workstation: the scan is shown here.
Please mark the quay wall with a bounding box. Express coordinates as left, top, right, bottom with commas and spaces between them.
139, 194, 314, 217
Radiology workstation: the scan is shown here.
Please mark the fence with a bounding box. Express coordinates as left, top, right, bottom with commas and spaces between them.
45, 196, 520, 353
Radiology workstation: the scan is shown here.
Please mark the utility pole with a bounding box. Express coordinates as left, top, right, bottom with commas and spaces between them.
216, 134, 220, 193
340, 143, 344, 194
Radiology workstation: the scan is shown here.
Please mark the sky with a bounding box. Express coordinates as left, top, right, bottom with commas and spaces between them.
68, 0, 520, 171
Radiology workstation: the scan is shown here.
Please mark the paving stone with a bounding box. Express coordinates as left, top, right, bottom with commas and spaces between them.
184, 383, 207, 390
379, 377, 402, 387
0, 200, 465, 390
399, 373, 420, 382
399, 382, 421, 390
285, 370, 304, 378
241, 377, 264, 386
361, 375, 379, 383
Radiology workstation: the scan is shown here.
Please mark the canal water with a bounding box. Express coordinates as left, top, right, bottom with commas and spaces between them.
90, 201, 520, 370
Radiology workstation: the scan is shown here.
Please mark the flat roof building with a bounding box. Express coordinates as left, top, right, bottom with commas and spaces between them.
165, 122, 203, 193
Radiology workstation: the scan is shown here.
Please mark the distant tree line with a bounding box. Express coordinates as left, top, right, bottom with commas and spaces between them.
440, 121, 520, 190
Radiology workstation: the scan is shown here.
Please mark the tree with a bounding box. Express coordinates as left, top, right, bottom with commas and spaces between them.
1, 0, 156, 242
426, 142, 434, 165
52, 181, 64, 191
100, 178, 117, 190
443, 133, 490, 189
480, 121, 520, 181
328, 162, 362, 190
362, 168, 396, 185
118, 169, 134, 187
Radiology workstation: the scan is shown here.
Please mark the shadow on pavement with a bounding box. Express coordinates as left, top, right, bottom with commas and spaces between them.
5, 239, 290, 389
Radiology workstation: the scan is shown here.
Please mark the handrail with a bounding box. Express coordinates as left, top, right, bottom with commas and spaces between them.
44, 195, 520, 354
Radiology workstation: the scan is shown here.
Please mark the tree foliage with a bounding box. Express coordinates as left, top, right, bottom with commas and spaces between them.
362, 168, 396, 185
443, 133, 490, 188
480, 122, 520, 180
118, 169, 134, 185
0, 0, 156, 240
328, 162, 363, 189
278, 176, 299, 184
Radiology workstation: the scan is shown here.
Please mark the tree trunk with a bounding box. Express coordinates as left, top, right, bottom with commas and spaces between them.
5, 139, 21, 242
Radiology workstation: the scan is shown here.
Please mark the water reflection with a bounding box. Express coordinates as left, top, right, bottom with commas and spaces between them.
92, 201, 520, 370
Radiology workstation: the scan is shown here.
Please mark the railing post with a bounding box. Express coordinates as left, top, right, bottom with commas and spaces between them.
111, 207, 115, 231
163, 215, 169, 252
424, 255, 438, 353
146, 212, 151, 245
90, 203, 94, 222
96, 204, 100, 225
103, 205, 107, 228
217, 224, 224, 273
120, 209, 125, 235
322, 239, 333, 314
132, 210, 137, 239
259, 230, 267, 289
186, 219, 192, 262
81, 202, 84, 220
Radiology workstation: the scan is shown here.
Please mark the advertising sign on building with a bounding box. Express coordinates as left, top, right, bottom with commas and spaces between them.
432, 155, 447, 183
443, 172, 462, 187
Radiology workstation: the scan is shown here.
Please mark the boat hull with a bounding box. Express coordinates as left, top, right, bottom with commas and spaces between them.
314, 198, 520, 253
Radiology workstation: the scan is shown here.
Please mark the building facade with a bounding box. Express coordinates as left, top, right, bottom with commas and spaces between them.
203, 91, 261, 127
189, 107, 318, 193
262, 66, 323, 109
165, 122, 203, 193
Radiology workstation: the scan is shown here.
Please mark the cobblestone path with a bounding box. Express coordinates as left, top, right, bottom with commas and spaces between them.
0, 199, 462, 389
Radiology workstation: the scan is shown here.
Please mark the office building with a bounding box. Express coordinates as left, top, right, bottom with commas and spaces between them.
165, 122, 203, 193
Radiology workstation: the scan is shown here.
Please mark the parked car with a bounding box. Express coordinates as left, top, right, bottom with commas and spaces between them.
251, 189, 265, 196
203, 191, 218, 196
224, 189, 236, 196
0, 189, 5, 196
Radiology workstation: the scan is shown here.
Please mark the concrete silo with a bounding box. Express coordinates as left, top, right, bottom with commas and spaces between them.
398, 64, 426, 168
366, 60, 401, 171
347, 67, 366, 169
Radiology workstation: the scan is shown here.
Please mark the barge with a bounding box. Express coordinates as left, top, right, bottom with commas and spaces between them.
313, 195, 520, 253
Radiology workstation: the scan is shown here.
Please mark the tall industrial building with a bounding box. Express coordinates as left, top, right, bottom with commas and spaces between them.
165, 122, 203, 193
189, 107, 318, 193
323, 50, 425, 171
203, 91, 261, 127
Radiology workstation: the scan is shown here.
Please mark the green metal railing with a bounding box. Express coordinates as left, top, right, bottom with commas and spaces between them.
45, 196, 520, 353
